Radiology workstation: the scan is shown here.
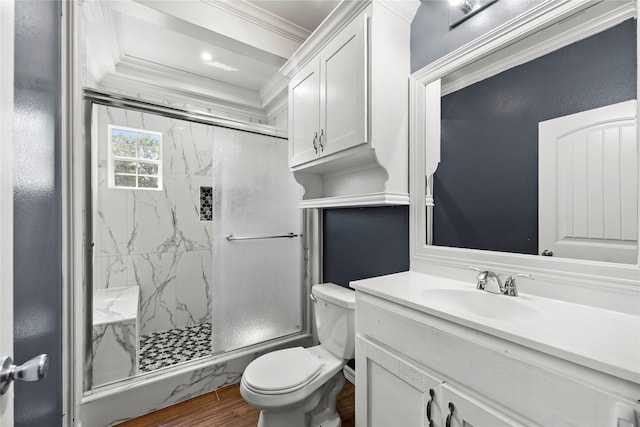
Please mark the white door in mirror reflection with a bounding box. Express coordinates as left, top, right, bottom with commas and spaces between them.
539, 100, 638, 264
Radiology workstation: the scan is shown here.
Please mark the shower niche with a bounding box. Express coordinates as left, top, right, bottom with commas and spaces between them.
90, 104, 303, 387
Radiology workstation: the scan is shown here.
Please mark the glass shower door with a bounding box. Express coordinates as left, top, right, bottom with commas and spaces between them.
211, 127, 303, 353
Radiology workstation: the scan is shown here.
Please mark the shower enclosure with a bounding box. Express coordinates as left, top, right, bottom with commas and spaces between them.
89, 101, 304, 388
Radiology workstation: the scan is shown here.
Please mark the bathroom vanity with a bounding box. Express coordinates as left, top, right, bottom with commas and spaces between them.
352, 271, 640, 427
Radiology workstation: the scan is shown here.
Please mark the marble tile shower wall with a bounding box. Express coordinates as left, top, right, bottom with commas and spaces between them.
95, 106, 213, 336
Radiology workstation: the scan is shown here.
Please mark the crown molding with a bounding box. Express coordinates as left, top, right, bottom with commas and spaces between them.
264, 90, 288, 122
202, 0, 311, 44
259, 71, 288, 108
377, 0, 420, 23
115, 55, 264, 108
97, 74, 269, 125
280, 0, 371, 77
83, 5, 122, 85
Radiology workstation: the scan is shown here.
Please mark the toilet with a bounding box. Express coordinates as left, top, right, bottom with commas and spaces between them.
240, 283, 355, 427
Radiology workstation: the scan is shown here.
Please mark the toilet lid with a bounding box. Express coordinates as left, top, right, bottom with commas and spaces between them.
243, 347, 323, 394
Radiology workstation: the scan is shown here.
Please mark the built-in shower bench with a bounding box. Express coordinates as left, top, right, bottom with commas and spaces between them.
92, 286, 140, 387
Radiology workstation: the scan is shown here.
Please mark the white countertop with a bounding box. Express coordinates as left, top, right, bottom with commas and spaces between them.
351, 271, 640, 384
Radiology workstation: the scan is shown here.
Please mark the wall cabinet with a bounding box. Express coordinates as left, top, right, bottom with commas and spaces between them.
354, 290, 640, 427
289, 15, 366, 167
281, 1, 419, 207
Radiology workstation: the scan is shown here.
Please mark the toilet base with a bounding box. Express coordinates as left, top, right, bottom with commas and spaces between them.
254, 372, 346, 427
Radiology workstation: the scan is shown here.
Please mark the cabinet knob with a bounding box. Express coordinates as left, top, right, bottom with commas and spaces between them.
446, 402, 455, 427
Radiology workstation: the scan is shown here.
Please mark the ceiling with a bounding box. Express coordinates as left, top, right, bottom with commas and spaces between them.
84, 0, 340, 122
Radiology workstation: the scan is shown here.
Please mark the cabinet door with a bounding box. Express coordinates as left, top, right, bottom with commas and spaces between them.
319, 12, 367, 157
357, 337, 443, 427
289, 59, 321, 167
440, 384, 528, 427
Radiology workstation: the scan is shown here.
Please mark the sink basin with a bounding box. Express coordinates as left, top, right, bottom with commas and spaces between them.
422, 288, 542, 320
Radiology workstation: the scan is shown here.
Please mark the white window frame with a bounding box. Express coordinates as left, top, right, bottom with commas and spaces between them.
108, 124, 163, 191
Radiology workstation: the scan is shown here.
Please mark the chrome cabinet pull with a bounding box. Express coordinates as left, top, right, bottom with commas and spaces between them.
319, 129, 325, 151
426, 388, 435, 427
312, 131, 318, 153
446, 402, 455, 427
541, 249, 554, 256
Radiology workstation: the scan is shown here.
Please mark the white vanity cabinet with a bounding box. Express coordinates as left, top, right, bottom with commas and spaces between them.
289, 14, 366, 167
358, 337, 526, 427
281, 1, 418, 207
353, 274, 640, 427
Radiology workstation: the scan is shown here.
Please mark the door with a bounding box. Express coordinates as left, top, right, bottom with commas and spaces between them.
356, 338, 443, 427
0, 0, 15, 424
539, 100, 638, 263
289, 59, 321, 167
320, 12, 367, 157
211, 128, 303, 353
2, 0, 63, 425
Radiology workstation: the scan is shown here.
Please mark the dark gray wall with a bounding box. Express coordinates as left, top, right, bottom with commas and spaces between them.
323, 206, 409, 288
13, 0, 63, 425
433, 20, 636, 254
322, 1, 546, 283
411, 0, 540, 72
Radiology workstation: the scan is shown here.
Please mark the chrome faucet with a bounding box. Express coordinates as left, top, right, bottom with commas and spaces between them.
475, 271, 531, 297
467, 266, 532, 297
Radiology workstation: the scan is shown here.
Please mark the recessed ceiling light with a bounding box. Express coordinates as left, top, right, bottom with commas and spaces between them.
201, 52, 213, 62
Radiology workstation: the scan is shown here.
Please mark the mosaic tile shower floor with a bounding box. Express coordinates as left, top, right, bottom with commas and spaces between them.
139, 322, 212, 372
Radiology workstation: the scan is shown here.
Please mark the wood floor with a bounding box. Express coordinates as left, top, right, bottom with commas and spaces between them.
116, 380, 355, 427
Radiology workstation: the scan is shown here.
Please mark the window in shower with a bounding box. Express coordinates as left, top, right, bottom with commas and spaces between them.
108, 125, 163, 190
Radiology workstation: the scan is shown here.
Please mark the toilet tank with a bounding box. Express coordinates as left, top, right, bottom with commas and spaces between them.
311, 283, 356, 359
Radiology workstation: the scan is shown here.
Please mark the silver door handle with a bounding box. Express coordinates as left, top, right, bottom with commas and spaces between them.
0, 354, 49, 395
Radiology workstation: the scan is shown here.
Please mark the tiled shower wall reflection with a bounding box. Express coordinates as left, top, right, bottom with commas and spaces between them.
94, 106, 213, 336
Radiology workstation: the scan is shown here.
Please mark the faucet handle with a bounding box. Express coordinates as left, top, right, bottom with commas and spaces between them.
503, 273, 532, 296
475, 270, 489, 290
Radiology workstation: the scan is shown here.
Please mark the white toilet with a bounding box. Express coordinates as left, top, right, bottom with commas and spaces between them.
240, 283, 355, 427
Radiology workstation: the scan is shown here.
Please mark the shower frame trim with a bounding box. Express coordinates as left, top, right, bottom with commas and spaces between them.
69, 86, 315, 422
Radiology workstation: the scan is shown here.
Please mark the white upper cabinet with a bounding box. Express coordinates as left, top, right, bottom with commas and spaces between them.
289, 14, 366, 167
281, 1, 419, 208
289, 60, 321, 166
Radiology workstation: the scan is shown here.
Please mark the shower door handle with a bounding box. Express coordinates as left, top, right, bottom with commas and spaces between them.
0, 354, 49, 394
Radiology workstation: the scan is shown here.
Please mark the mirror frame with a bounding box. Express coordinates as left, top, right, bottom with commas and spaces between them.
409, 0, 640, 288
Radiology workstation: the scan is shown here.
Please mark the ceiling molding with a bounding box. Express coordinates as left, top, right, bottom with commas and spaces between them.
83, 6, 122, 85
98, 74, 270, 124
134, 0, 301, 59
202, 0, 311, 44
377, 0, 421, 23
259, 71, 288, 109
264, 90, 288, 122
280, 0, 370, 77
100, 0, 287, 68
115, 55, 264, 108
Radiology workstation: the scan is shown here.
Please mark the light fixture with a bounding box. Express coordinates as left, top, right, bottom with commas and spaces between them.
449, 0, 498, 28
201, 52, 213, 62
449, 0, 473, 14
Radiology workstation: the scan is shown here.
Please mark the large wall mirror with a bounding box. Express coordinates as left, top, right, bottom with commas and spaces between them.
410, 0, 640, 284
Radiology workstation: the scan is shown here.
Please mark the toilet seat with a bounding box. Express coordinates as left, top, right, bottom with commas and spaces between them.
243, 347, 324, 395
